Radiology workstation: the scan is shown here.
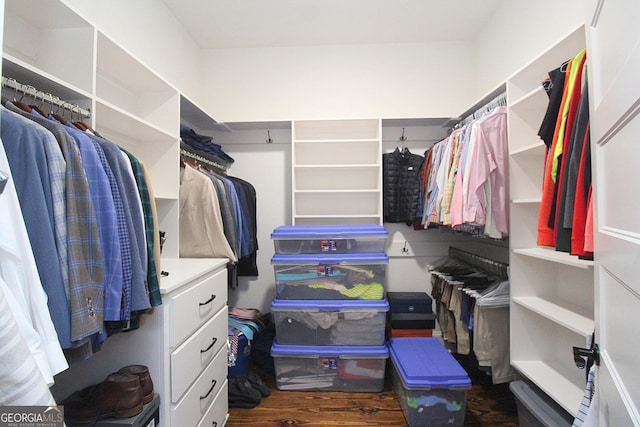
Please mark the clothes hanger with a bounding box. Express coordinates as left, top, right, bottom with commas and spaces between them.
50, 96, 70, 125
29, 89, 49, 118
9, 79, 32, 113
72, 105, 95, 133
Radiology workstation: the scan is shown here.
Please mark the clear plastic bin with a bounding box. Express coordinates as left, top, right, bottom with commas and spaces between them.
271, 225, 388, 254
389, 337, 471, 427
271, 299, 389, 346
271, 253, 388, 300
271, 343, 388, 392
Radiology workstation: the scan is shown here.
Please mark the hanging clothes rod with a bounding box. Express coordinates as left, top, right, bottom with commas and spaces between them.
448, 246, 509, 279
1, 76, 91, 118
452, 91, 507, 131
180, 147, 228, 172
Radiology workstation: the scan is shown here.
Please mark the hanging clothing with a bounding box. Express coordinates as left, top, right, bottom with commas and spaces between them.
179, 164, 237, 261
1, 100, 163, 365
536, 50, 592, 259
383, 147, 425, 224
0, 136, 68, 385
420, 102, 509, 238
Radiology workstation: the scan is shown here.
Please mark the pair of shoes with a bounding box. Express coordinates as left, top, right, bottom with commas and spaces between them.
118, 365, 154, 404
61, 365, 154, 423
228, 373, 270, 409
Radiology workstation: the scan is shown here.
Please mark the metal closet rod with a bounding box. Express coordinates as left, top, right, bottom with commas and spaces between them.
448, 246, 509, 278
1, 76, 91, 119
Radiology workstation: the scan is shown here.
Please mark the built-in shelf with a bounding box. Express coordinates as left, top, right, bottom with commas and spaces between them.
512, 247, 594, 268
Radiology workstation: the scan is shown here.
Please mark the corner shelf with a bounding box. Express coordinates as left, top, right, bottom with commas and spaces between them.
507, 24, 591, 417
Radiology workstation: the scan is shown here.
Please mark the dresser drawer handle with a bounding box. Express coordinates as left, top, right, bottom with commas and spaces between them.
200, 337, 218, 353
200, 379, 218, 400
199, 294, 216, 306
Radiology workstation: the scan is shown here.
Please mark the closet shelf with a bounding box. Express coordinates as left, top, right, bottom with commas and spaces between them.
511, 197, 542, 204
512, 247, 594, 268
509, 141, 544, 156
2, 54, 93, 101
295, 214, 381, 219
294, 189, 379, 194
294, 163, 379, 169
511, 360, 583, 417
512, 296, 594, 336
508, 85, 545, 112
294, 138, 379, 144
95, 99, 177, 142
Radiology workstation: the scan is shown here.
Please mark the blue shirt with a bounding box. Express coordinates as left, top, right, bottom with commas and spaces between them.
65, 125, 123, 324
1, 107, 72, 348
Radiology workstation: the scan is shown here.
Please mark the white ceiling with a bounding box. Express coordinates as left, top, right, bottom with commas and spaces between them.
162, 0, 504, 49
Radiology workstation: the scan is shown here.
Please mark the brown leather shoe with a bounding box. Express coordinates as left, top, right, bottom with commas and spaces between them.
62, 373, 144, 423
118, 364, 154, 404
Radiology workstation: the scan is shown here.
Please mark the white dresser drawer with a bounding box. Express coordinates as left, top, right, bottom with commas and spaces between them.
169, 267, 227, 347
171, 306, 228, 402
197, 381, 229, 427
172, 348, 228, 426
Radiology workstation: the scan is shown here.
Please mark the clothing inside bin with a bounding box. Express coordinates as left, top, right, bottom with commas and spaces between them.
276, 310, 385, 345
275, 263, 385, 300
275, 356, 385, 391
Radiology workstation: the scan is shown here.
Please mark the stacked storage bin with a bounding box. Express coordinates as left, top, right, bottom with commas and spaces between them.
270, 225, 390, 392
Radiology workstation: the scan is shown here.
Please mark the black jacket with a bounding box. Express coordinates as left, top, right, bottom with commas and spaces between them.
383, 148, 424, 223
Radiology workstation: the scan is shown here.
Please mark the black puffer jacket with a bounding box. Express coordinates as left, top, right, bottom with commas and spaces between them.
383, 148, 425, 223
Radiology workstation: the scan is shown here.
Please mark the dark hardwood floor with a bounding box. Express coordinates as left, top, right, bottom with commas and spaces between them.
226, 354, 520, 427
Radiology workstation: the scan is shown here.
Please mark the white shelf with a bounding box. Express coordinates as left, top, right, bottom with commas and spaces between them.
508, 24, 591, 416
95, 99, 177, 142
294, 189, 380, 194
294, 138, 379, 144
510, 141, 544, 156
512, 247, 594, 268
292, 119, 382, 225
294, 163, 379, 169
511, 360, 584, 416
512, 197, 542, 204
512, 296, 594, 336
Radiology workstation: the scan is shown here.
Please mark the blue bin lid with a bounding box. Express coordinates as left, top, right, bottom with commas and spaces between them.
271, 224, 388, 239
389, 338, 471, 390
271, 342, 389, 358
271, 298, 389, 312
271, 252, 389, 264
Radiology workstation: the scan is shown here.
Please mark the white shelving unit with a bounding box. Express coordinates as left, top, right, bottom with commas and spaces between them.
292, 118, 383, 225
507, 25, 594, 416
2, 0, 229, 425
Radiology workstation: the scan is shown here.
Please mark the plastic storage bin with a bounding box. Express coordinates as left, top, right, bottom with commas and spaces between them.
389, 337, 471, 427
271, 343, 388, 392
228, 333, 251, 378
509, 380, 574, 427
387, 291, 436, 329
271, 224, 388, 254
271, 299, 389, 346
271, 253, 388, 300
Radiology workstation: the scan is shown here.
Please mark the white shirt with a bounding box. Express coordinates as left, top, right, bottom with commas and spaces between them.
0, 138, 68, 386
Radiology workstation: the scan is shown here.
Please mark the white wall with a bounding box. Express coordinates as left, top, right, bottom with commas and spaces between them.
472, 0, 585, 99
201, 41, 475, 123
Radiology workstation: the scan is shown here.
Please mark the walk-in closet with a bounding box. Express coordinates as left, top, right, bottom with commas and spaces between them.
1, 0, 638, 426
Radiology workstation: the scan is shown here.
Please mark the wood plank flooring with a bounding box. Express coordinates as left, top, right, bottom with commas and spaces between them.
226, 354, 520, 426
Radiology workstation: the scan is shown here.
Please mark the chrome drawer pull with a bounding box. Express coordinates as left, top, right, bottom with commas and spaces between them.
199, 379, 217, 400
200, 337, 218, 353
199, 294, 216, 306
